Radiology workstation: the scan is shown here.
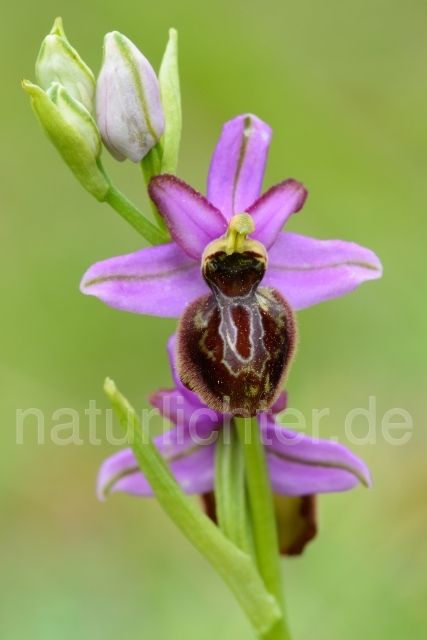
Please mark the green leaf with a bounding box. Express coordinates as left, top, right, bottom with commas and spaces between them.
104, 378, 282, 636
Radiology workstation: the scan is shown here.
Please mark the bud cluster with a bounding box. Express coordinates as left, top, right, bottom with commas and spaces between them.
22, 17, 175, 200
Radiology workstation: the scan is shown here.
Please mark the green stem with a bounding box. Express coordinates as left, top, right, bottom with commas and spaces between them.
235, 417, 292, 640
105, 380, 282, 636
104, 184, 168, 245
214, 424, 254, 557
96, 158, 167, 245
140, 146, 169, 236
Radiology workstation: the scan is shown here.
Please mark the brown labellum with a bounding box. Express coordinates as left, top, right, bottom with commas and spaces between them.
176, 231, 297, 416
201, 492, 317, 556
274, 495, 317, 556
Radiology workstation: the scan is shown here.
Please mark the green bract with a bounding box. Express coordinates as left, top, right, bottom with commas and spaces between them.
22, 80, 108, 201
140, 28, 181, 234
158, 28, 181, 175
36, 17, 96, 114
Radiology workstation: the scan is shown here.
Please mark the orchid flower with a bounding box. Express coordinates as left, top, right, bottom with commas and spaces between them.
25, 22, 383, 637
81, 113, 382, 318
98, 336, 371, 553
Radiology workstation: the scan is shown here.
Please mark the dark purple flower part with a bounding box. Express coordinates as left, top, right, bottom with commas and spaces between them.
98, 336, 371, 501
80, 114, 382, 318
176, 224, 298, 415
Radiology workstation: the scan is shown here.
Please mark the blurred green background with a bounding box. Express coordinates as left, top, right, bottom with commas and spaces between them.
2, 0, 426, 638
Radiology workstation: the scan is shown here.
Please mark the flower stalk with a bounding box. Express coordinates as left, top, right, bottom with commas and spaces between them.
236, 416, 291, 640
214, 422, 254, 557
103, 184, 168, 245
95, 160, 168, 245
104, 378, 282, 636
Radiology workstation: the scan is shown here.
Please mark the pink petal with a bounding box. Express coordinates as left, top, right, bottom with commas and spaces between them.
80, 242, 207, 318
248, 180, 307, 249
149, 175, 227, 259
149, 388, 223, 430
98, 424, 217, 499
261, 419, 372, 496
263, 232, 383, 310
207, 114, 272, 219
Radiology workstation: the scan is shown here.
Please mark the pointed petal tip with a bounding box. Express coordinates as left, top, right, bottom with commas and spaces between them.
248, 179, 308, 249
96, 448, 153, 499
207, 114, 273, 218
96, 483, 109, 502
96, 453, 119, 502
358, 462, 373, 489
356, 249, 383, 283
149, 174, 227, 260
263, 420, 372, 496
217, 112, 271, 132
21, 79, 38, 96
371, 253, 383, 278
79, 244, 205, 318
287, 179, 308, 212
265, 232, 383, 310
79, 270, 91, 295
147, 389, 168, 414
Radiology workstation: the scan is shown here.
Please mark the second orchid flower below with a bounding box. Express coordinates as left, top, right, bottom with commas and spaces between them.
99, 335, 371, 554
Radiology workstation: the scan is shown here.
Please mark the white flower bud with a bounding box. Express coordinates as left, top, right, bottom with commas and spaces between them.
96, 31, 165, 162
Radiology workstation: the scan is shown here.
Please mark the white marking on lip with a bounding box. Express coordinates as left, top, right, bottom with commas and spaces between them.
213, 287, 270, 379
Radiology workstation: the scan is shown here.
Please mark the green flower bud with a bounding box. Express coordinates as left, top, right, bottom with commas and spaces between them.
22, 80, 109, 201
36, 17, 96, 114
46, 82, 101, 158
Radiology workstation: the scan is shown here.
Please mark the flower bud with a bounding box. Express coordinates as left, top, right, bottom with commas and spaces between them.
22, 80, 108, 201
96, 31, 165, 162
36, 17, 96, 113
46, 82, 101, 158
